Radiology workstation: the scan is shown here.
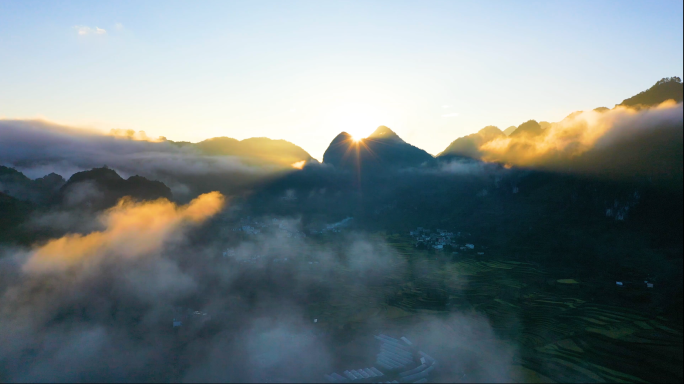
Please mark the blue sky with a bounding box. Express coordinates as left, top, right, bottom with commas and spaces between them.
1, 0, 682, 159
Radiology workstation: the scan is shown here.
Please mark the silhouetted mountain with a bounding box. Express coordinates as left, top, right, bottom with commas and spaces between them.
194, 136, 313, 167
619, 77, 683, 108
322, 126, 435, 170
366, 125, 403, 141
438, 126, 505, 160
539, 121, 551, 130
509, 120, 543, 138
59, 167, 172, 210
503, 126, 517, 136
34, 173, 65, 190
0, 166, 65, 204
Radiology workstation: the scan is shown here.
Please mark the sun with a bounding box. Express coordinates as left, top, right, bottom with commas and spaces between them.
327, 102, 389, 141
344, 123, 375, 142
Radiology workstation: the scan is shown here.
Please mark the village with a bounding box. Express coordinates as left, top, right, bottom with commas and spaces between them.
408, 227, 484, 255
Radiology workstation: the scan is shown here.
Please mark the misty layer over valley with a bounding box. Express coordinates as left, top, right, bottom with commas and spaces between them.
0, 78, 682, 382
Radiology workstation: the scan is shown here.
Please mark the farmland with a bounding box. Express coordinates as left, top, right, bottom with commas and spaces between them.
307, 234, 683, 383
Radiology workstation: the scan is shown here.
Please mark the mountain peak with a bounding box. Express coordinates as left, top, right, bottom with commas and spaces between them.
60, 167, 172, 210
195, 135, 313, 167
328, 131, 353, 146
478, 125, 504, 137
335, 131, 352, 139
323, 127, 433, 169
619, 76, 683, 107
510, 120, 543, 137
368, 126, 402, 141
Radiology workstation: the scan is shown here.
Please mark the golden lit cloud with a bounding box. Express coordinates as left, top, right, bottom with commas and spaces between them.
291, 160, 306, 169
477, 101, 682, 167
23, 192, 225, 274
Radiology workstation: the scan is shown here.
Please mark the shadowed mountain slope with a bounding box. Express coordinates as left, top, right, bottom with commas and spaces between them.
619, 77, 683, 107
437, 126, 505, 159
322, 126, 435, 170
59, 167, 172, 210
0, 165, 65, 204
0, 190, 33, 243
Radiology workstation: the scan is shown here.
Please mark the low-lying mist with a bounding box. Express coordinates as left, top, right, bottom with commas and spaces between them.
0, 194, 516, 382
0, 119, 289, 200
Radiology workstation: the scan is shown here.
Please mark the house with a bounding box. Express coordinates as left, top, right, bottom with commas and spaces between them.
326, 335, 436, 383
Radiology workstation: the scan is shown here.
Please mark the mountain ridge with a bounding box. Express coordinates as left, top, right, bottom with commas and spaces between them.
59, 167, 172, 210
322, 126, 435, 170
192, 136, 313, 167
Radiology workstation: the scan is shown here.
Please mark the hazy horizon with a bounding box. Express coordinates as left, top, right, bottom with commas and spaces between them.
1, 0, 682, 160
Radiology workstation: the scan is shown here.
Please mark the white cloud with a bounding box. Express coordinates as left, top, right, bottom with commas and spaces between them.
73, 25, 107, 36
442, 112, 459, 117
442, 105, 451, 109
115, 23, 124, 30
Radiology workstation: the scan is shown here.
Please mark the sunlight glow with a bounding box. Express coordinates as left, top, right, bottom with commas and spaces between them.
327, 102, 393, 141
291, 160, 306, 169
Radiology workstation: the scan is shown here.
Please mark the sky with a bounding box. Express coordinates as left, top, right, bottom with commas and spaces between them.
1, 0, 682, 160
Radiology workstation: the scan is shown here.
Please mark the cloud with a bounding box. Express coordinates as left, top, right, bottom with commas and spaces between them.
24, 191, 225, 274
114, 22, 124, 31
442, 112, 459, 117
0, 119, 286, 199
438, 159, 492, 175
0, 203, 520, 382
481, 101, 682, 168
440, 101, 682, 183
442, 105, 451, 109
73, 25, 107, 35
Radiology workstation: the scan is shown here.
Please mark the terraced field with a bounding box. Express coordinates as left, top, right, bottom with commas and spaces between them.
314, 235, 682, 383
451, 257, 683, 383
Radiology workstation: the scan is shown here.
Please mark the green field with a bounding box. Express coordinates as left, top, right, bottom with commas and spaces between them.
309, 234, 683, 383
